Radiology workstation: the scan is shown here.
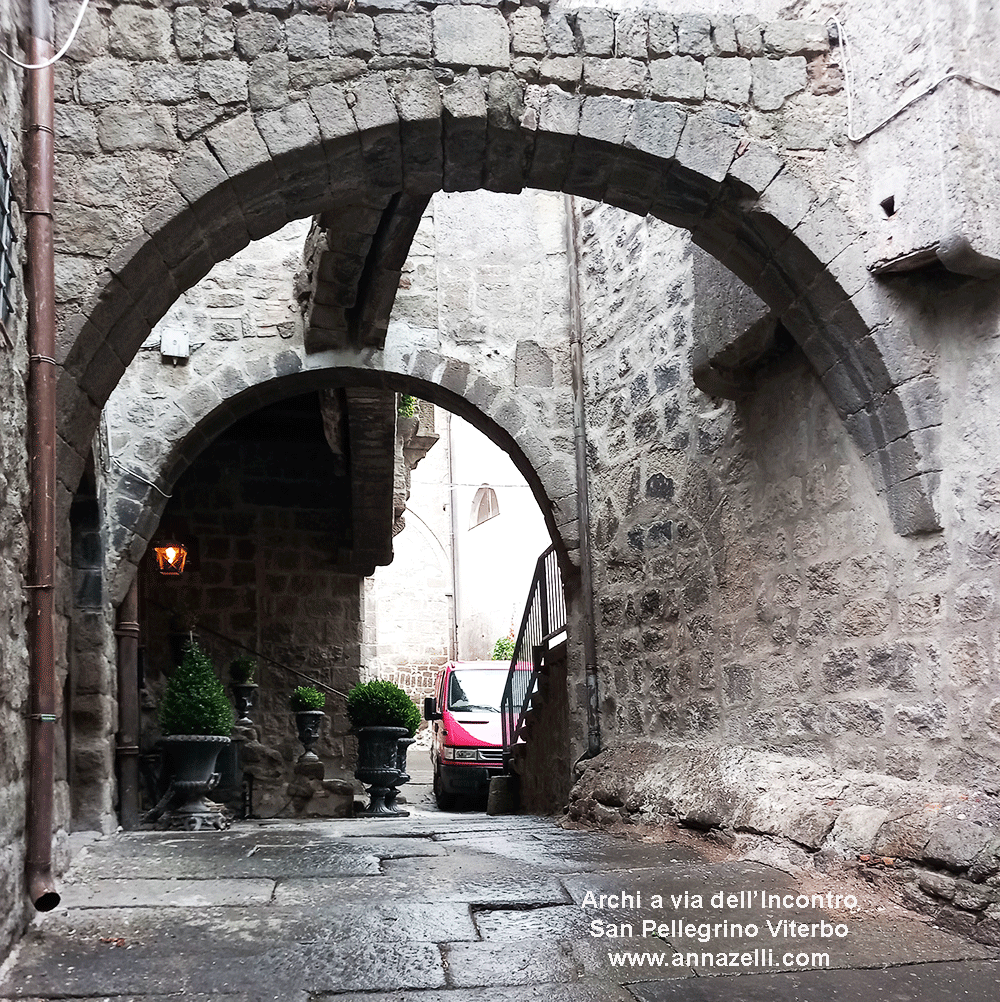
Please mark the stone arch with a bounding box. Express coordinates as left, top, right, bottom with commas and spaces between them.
55, 7, 939, 535
105, 357, 571, 604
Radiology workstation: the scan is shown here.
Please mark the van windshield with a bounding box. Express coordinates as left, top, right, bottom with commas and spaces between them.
447, 669, 506, 714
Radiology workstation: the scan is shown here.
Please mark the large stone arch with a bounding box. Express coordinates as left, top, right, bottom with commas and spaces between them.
54, 3, 939, 535
104, 355, 575, 603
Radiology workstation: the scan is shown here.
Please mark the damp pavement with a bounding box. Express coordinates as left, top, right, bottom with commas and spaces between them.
1, 766, 998, 1001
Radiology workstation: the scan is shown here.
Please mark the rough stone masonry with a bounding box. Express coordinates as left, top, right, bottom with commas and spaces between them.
1, 0, 1000, 964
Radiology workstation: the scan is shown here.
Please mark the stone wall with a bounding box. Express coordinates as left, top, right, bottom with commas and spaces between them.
576, 196, 997, 783
140, 397, 366, 817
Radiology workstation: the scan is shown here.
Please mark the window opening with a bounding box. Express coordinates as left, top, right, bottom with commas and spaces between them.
470, 485, 500, 528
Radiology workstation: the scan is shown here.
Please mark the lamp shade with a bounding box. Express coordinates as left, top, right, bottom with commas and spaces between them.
153, 541, 188, 576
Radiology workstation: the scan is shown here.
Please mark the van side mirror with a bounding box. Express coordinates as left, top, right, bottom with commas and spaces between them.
424, 696, 441, 721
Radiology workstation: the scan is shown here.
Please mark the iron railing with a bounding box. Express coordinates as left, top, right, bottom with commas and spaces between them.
500, 545, 566, 768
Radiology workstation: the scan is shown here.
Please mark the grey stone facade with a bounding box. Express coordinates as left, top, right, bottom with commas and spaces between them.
1, 0, 1000, 963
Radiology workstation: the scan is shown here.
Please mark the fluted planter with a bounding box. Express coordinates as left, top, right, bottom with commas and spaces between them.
354, 726, 408, 817
230, 682, 258, 727
157, 734, 230, 830
385, 736, 416, 813
295, 709, 325, 763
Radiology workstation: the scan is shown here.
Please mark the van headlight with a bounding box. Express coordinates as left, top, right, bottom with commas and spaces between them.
443, 747, 476, 761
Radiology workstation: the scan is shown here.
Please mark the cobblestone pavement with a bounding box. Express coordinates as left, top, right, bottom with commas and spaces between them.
1, 774, 997, 1001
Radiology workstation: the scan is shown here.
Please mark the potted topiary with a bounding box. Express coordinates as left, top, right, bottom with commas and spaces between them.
290, 685, 326, 762
153, 641, 234, 830
228, 655, 258, 727
346, 680, 421, 817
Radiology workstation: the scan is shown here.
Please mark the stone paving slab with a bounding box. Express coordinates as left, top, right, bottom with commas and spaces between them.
442, 940, 579, 988
66, 829, 446, 880
58, 878, 276, 909
29, 902, 479, 945
625, 959, 1000, 1000
272, 872, 572, 908
3, 939, 446, 997
426, 832, 705, 872
314, 981, 637, 1002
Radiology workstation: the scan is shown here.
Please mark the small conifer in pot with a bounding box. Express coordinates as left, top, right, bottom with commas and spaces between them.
160, 642, 234, 737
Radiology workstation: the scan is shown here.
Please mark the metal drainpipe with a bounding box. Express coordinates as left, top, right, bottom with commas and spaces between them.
115, 574, 141, 831
564, 194, 601, 759
25, 0, 60, 911
446, 410, 460, 661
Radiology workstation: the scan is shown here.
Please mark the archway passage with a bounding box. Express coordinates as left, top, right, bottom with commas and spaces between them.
55, 4, 938, 535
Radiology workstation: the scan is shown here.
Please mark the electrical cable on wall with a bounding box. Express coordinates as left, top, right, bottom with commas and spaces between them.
831, 14, 1000, 143
1, 0, 90, 69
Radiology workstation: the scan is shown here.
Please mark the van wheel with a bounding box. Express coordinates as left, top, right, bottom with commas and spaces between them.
433, 769, 456, 811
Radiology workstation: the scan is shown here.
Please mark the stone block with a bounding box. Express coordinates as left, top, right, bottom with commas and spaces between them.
56, 0, 106, 62
650, 56, 705, 102
110, 6, 172, 62
434, 7, 509, 69
200, 61, 249, 105
174, 7, 203, 59
885, 474, 941, 536
202, 9, 235, 59
821, 646, 861, 693
764, 21, 830, 56
539, 57, 582, 86
534, 86, 581, 137
712, 18, 738, 56
734, 15, 764, 57
55, 105, 99, 155
705, 56, 750, 104
624, 100, 684, 161
615, 13, 648, 58
77, 61, 135, 105
350, 73, 399, 133
676, 112, 739, 184
509, 7, 545, 56
170, 142, 229, 205
249, 51, 289, 110
647, 13, 677, 57
575, 9, 614, 56
97, 105, 180, 153
676, 14, 713, 58
205, 112, 274, 177
376, 14, 432, 58
896, 375, 943, 431
544, 11, 576, 57
579, 95, 631, 146
309, 83, 358, 143
291, 57, 365, 90
287, 13, 331, 60
582, 57, 646, 95
137, 63, 197, 105
235, 13, 283, 60
330, 13, 376, 57
751, 56, 807, 111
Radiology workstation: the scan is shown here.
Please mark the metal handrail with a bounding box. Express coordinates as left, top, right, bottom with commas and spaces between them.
500, 545, 566, 768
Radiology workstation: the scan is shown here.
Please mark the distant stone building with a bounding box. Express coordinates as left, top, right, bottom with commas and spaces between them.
3, 0, 1000, 958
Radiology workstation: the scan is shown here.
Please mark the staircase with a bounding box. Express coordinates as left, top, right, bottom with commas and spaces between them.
500, 545, 567, 775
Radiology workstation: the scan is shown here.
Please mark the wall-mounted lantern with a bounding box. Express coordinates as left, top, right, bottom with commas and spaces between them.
152, 540, 188, 576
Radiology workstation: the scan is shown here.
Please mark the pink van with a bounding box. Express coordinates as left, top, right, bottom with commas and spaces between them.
423, 660, 511, 809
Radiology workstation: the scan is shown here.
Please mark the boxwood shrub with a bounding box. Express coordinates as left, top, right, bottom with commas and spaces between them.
346, 679, 421, 736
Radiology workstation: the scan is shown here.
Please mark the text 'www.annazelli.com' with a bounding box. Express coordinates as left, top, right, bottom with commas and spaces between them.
607, 949, 831, 970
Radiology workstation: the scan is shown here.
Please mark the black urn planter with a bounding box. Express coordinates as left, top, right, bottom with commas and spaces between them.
295, 709, 325, 762
230, 682, 258, 727
354, 726, 409, 817
385, 736, 416, 813
156, 734, 230, 830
